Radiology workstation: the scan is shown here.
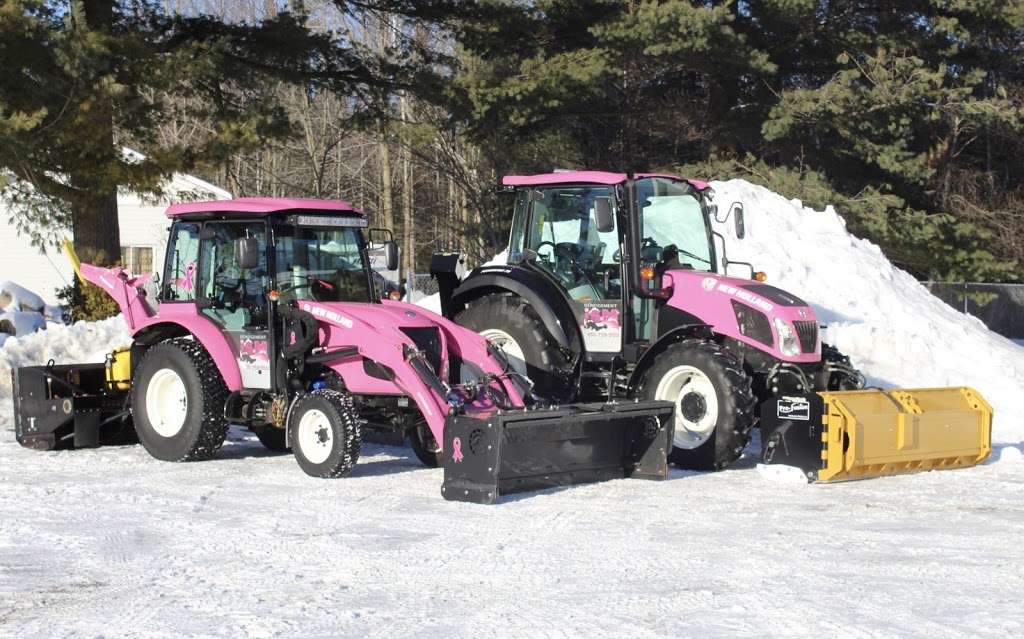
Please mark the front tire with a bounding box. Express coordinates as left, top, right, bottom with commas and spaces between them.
642, 338, 755, 471
131, 338, 230, 462
454, 295, 573, 402
290, 390, 362, 478
409, 422, 443, 468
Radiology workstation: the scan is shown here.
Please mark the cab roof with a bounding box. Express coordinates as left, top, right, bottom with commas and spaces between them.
502, 171, 710, 191
165, 197, 364, 219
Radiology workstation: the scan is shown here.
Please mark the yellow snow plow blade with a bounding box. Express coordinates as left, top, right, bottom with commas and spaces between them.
760, 388, 992, 482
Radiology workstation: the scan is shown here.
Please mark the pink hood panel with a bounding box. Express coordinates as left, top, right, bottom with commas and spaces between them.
663, 270, 821, 363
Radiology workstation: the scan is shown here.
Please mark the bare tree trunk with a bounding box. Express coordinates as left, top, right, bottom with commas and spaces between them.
402, 143, 414, 271
74, 0, 121, 267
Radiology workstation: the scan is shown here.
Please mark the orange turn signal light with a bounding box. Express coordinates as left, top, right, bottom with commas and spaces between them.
753, 271, 767, 282
268, 290, 281, 302
641, 267, 655, 281
389, 290, 402, 300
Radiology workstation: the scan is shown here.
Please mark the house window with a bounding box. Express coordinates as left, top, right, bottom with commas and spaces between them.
121, 246, 154, 275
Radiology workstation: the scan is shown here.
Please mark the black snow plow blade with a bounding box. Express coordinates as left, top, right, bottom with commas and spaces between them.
441, 401, 674, 504
12, 361, 134, 450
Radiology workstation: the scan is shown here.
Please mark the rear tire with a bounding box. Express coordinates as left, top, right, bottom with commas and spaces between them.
131, 338, 230, 462
290, 390, 362, 478
642, 338, 755, 471
454, 295, 573, 402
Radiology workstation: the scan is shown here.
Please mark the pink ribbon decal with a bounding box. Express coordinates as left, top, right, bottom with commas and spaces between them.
452, 437, 464, 463
180, 262, 196, 293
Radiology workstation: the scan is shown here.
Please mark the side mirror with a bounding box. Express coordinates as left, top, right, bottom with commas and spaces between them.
236, 237, 261, 269
383, 240, 399, 271
594, 197, 614, 233
732, 203, 745, 239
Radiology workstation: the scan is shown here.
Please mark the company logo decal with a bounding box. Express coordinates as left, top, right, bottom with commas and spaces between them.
302, 303, 354, 328
583, 306, 621, 331
777, 397, 810, 420
716, 283, 774, 312
701, 277, 718, 292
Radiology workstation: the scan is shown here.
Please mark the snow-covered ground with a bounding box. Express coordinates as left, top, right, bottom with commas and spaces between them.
1, 180, 1022, 638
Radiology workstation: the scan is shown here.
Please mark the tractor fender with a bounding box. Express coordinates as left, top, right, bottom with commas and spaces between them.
627, 323, 714, 392
452, 266, 581, 353
129, 318, 244, 391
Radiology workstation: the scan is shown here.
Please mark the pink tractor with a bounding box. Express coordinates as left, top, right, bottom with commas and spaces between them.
12, 198, 673, 503
433, 172, 864, 472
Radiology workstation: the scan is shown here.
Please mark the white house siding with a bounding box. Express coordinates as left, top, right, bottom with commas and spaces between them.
0, 171, 230, 305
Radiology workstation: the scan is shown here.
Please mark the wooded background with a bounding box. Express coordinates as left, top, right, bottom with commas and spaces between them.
2, 0, 1023, 283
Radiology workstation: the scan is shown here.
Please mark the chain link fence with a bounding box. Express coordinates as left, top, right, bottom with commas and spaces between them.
924, 282, 1024, 339
406, 270, 440, 305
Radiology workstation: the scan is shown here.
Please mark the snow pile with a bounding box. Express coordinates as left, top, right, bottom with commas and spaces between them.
709, 179, 1023, 444
0, 281, 67, 347
0, 315, 131, 399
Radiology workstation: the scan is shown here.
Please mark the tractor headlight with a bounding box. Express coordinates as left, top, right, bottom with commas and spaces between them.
773, 318, 801, 357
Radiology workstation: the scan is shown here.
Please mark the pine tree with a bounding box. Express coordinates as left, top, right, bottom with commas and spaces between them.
755, 2, 1024, 281
0, 0, 470, 268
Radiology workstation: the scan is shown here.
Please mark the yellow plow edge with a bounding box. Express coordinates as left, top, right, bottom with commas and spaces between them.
760, 387, 993, 482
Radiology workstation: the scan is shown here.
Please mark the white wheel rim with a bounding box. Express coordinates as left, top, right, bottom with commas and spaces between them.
479, 328, 527, 377
296, 408, 333, 465
146, 368, 188, 438
655, 365, 719, 449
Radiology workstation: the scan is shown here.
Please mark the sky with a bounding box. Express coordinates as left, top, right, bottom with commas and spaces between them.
1, 179, 1022, 638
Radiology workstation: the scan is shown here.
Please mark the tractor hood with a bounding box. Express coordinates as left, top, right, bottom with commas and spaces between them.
662, 269, 821, 363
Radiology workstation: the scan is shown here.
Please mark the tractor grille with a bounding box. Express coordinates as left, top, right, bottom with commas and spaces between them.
401, 327, 443, 374
793, 320, 819, 353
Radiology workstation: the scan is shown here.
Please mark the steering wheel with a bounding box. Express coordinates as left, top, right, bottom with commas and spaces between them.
536, 240, 584, 286
535, 240, 608, 299
279, 276, 334, 302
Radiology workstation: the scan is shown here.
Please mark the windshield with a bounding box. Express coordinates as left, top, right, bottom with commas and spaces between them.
274, 225, 371, 303
637, 178, 714, 272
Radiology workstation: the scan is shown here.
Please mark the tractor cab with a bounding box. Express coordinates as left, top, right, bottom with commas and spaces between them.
506, 173, 719, 352
161, 199, 397, 391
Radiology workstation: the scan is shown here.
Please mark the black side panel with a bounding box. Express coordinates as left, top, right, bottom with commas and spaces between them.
759, 394, 827, 479
452, 265, 582, 353
655, 304, 706, 341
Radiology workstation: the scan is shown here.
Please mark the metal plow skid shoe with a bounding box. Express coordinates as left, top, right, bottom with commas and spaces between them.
441, 401, 675, 504
758, 388, 993, 483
